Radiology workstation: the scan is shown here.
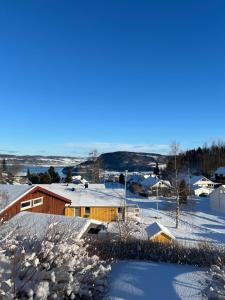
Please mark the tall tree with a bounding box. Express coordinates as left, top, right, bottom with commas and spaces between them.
2, 159, 7, 172
48, 166, 60, 183
119, 173, 125, 184
65, 168, 73, 183
153, 163, 160, 176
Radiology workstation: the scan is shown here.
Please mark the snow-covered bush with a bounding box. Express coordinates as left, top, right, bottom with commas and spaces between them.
88, 238, 225, 267
203, 265, 225, 299
0, 222, 111, 299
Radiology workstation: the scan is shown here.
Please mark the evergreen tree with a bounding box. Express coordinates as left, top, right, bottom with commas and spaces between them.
29, 174, 40, 184
27, 168, 31, 179
40, 172, 52, 184
179, 180, 188, 204
119, 173, 125, 184
2, 159, 7, 172
153, 163, 160, 176
65, 168, 73, 183
48, 166, 60, 183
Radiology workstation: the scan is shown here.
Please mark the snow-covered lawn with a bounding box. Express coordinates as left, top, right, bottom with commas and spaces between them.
106, 261, 206, 300
126, 194, 225, 245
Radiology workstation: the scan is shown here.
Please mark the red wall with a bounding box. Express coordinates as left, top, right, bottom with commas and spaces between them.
0, 187, 69, 221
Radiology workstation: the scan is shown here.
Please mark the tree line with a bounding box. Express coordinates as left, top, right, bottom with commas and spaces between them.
165, 141, 225, 178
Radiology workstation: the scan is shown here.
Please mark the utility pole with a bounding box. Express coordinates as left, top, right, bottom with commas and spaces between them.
124, 170, 128, 221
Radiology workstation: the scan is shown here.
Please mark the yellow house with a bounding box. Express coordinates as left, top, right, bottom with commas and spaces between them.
38, 183, 126, 222
146, 222, 175, 244
65, 205, 123, 222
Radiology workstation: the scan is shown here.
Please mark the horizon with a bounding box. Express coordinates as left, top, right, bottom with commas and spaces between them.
1, 1, 225, 156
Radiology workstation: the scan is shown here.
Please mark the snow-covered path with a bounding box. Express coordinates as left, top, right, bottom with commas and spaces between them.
106, 261, 206, 300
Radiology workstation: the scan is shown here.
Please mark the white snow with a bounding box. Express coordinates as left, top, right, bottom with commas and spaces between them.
126, 193, 225, 245
37, 184, 125, 207
106, 261, 206, 300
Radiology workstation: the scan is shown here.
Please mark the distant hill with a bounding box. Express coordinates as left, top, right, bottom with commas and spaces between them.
69, 151, 168, 173
0, 154, 84, 166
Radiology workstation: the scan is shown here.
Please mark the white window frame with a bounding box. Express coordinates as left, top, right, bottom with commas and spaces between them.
20, 200, 32, 211
32, 197, 43, 207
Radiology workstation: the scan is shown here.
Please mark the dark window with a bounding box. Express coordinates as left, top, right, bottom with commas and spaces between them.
85, 207, 90, 214
118, 207, 123, 213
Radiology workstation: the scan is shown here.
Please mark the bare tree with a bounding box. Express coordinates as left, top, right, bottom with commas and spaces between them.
170, 142, 181, 228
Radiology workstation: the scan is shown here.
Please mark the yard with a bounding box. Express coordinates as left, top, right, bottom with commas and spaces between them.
106, 261, 206, 300
126, 194, 225, 245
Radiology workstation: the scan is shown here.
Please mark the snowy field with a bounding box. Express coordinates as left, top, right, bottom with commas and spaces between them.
126, 194, 225, 245
106, 261, 206, 300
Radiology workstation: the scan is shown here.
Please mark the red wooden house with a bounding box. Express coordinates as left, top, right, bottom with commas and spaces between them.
0, 184, 71, 221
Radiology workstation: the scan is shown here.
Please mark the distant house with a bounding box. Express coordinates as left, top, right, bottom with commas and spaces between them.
14, 171, 30, 184
185, 175, 217, 196
215, 167, 225, 184
146, 222, 175, 244
0, 184, 71, 221
209, 185, 225, 213
141, 176, 171, 194
38, 183, 140, 222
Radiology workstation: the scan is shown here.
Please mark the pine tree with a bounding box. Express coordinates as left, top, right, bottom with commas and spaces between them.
2, 159, 7, 172
40, 172, 52, 184
27, 168, 31, 179
119, 173, 125, 184
179, 180, 188, 204
153, 163, 160, 176
65, 168, 73, 183
48, 166, 60, 183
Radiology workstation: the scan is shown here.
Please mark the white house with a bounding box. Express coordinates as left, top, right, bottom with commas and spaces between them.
185, 175, 216, 196
141, 176, 171, 191
215, 167, 225, 183
209, 185, 225, 213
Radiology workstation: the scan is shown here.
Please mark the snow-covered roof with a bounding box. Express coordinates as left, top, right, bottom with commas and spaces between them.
145, 222, 175, 240
36, 184, 125, 207
0, 184, 33, 210
9, 211, 103, 239
141, 176, 160, 187
215, 167, 225, 175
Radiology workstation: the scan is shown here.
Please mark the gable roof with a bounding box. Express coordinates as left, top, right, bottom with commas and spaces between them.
215, 167, 225, 175
0, 184, 71, 214
36, 184, 125, 207
8, 211, 103, 239
0, 184, 34, 210
145, 222, 175, 240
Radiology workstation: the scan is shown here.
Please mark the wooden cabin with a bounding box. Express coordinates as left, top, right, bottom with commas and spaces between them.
37, 183, 129, 222
146, 222, 175, 244
0, 184, 71, 221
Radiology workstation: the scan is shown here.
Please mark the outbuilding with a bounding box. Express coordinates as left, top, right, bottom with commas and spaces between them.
146, 222, 175, 244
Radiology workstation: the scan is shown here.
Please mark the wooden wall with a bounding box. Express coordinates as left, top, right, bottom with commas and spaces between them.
151, 232, 172, 244
65, 206, 120, 221
0, 188, 69, 221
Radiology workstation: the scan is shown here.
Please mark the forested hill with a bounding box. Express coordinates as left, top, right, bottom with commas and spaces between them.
166, 142, 225, 177
74, 151, 168, 172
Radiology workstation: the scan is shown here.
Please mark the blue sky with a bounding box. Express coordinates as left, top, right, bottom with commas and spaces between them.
0, 0, 225, 156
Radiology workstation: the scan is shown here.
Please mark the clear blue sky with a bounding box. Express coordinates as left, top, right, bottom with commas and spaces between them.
0, 0, 225, 156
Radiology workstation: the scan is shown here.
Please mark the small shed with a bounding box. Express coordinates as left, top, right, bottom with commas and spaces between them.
146, 222, 175, 244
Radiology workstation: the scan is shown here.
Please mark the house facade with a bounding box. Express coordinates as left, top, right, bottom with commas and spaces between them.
39, 183, 140, 222
215, 167, 225, 184
0, 185, 71, 221
209, 185, 225, 213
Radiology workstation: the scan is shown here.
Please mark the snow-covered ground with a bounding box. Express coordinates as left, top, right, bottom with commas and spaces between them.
126, 194, 225, 245
106, 261, 206, 300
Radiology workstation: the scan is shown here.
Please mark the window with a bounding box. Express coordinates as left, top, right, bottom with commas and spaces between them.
20, 200, 32, 211
33, 197, 43, 207
118, 207, 123, 213
85, 207, 90, 215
